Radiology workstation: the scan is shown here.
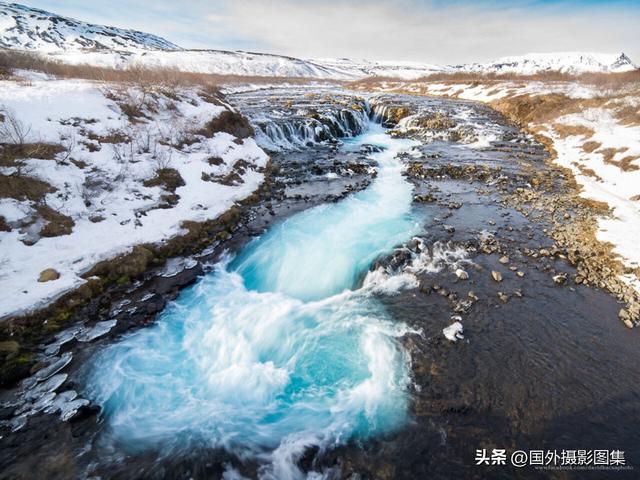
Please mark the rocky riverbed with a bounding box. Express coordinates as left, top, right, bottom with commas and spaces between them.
1, 87, 638, 480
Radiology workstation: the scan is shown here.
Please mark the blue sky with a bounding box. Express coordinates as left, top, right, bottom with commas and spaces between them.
21, 0, 640, 63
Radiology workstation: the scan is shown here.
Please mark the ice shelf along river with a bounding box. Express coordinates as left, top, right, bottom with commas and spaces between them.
84, 122, 423, 479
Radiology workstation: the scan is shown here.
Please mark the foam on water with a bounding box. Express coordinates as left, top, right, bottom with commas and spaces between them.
85, 122, 421, 478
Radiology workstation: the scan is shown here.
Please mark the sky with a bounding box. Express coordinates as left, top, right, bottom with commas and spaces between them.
20, 0, 640, 64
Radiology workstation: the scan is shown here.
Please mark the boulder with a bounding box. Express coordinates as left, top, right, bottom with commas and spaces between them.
38, 268, 60, 282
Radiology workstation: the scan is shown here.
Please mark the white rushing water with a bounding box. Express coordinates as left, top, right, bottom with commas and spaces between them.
85, 123, 421, 479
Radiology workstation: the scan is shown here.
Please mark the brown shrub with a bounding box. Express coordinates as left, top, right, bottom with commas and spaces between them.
198, 110, 254, 139
37, 205, 74, 237
0, 143, 65, 167
0, 174, 55, 201
84, 129, 130, 144
143, 168, 185, 192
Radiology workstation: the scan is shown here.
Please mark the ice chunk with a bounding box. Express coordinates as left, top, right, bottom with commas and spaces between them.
60, 399, 90, 421
44, 390, 78, 414
161, 257, 198, 278
34, 352, 72, 381
443, 321, 464, 342
25, 373, 67, 400
77, 320, 117, 342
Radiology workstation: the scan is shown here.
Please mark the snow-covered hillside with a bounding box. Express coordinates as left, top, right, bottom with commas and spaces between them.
0, 2, 637, 80
458, 52, 637, 76
0, 1, 179, 52
0, 71, 268, 318
47, 49, 362, 80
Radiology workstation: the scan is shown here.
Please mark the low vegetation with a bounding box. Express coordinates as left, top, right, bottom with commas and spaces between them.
0, 49, 326, 88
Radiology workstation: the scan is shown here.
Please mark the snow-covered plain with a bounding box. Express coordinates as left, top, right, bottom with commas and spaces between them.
0, 72, 268, 318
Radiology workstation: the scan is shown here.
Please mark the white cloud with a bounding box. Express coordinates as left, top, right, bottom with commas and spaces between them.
207, 0, 640, 63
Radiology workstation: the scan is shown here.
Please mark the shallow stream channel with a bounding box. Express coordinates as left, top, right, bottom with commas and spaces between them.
1, 87, 639, 480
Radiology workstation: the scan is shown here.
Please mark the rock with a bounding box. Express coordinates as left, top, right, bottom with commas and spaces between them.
553, 273, 567, 285
574, 275, 584, 284
619, 309, 634, 328
539, 248, 551, 257
491, 270, 503, 282
468, 290, 479, 301
454, 268, 468, 280
516, 271, 525, 277
38, 268, 60, 282
497, 292, 509, 303
499, 256, 509, 264
444, 225, 455, 233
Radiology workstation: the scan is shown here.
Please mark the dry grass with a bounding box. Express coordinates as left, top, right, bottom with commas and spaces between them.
598, 147, 628, 164
618, 155, 640, 172
143, 168, 185, 192
490, 94, 580, 125
573, 163, 603, 182
553, 124, 595, 139
582, 141, 602, 153
0, 143, 65, 168
37, 205, 74, 237
0, 49, 329, 88
614, 104, 640, 126
0, 174, 55, 201
595, 147, 639, 171
197, 110, 254, 139
351, 69, 640, 89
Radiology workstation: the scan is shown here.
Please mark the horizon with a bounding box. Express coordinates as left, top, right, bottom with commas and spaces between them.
12, 0, 640, 65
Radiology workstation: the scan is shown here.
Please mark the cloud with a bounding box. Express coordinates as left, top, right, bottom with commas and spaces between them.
212, 0, 640, 63
21, 0, 640, 63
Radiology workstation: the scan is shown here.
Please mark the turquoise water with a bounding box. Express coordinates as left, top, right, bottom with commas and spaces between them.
85, 123, 421, 478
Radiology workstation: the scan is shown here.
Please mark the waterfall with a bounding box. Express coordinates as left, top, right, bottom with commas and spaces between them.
253, 99, 372, 151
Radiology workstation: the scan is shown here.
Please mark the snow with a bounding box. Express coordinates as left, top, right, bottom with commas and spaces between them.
459, 52, 637, 75
443, 321, 464, 342
0, 1, 179, 52
0, 74, 269, 318
41, 49, 637, 82
551, 109, 640, 271
376, 78, 640, 292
